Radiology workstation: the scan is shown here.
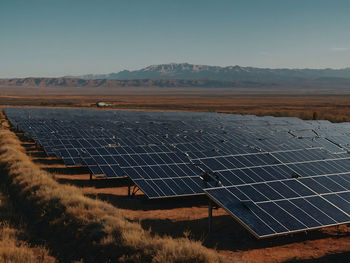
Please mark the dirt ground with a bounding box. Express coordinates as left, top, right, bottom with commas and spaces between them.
19, 137, 350, 263
1, 86, 350, 122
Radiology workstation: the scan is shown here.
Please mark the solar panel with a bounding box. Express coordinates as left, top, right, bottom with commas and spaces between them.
205, 175, 350, 238
5, 107, 350, 238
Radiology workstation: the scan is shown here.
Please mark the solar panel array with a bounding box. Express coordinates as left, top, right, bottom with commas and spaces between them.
5, 107, 350, 238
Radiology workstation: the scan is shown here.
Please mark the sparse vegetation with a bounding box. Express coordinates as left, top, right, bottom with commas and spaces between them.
2, 87, 350, 123
0, 223, 54, 263
0, 112, 228, 262
0, 182, 55, 263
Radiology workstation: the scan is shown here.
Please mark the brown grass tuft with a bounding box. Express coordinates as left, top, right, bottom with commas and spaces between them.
0, 182, 55, 263
0, 223, 55, 263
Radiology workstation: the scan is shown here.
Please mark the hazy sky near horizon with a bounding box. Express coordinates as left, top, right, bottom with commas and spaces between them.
1, 0, 350, 77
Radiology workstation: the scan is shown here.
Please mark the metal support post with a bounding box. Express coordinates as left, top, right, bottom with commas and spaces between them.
128, 180, 131, 197
208, 199, 213, 234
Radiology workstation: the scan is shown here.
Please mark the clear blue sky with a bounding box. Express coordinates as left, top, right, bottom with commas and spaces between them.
1, 0, 350, 77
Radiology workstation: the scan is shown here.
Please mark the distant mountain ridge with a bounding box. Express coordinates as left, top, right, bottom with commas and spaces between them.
1, 63, 350, 89
0, 78, 251, 88
71, 63, 350, 81
1, 76, 350, 90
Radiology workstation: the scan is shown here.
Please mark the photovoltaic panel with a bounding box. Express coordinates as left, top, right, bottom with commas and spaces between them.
206, 174, 350, 238
5, 107, 350, 238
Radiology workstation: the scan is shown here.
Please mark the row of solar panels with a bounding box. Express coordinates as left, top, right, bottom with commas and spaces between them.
5, 107, 350, 238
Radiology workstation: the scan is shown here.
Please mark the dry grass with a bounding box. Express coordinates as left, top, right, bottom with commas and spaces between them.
0, 223, 55, 263
0, 183, 55, 263
0, 112, 230, 262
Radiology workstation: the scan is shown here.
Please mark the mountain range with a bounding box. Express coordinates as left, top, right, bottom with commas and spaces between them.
72, 63, 350, 81
1, 63, 350, 89
0, 78, 244, 88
